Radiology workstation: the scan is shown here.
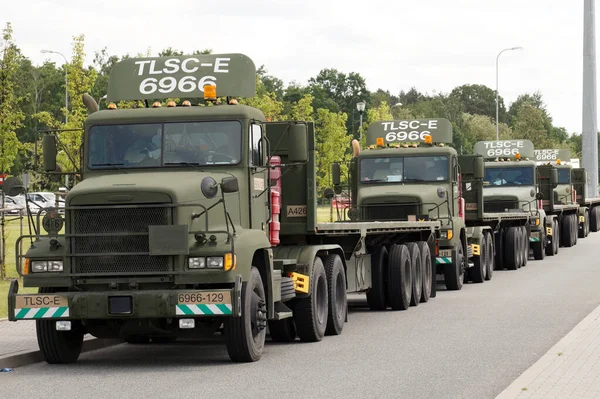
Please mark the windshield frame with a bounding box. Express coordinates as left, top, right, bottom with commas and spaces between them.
483, 165, 535, 187
359, 154, 450, 184
86, 119, 244, 170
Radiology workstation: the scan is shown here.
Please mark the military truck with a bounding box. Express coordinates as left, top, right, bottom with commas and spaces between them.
534, 149, 584, 248
472, 140, 549, 260
5, 53, 441, 365
332, 118, 529, 292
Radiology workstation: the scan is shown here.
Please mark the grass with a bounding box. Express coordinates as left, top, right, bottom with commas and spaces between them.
1, 216, 39, 318
316, 205, 348, 223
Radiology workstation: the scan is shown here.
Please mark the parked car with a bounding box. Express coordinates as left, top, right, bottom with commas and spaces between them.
2, 196, 24, 215
12, 195, 41, 216
27, 192, 65, 213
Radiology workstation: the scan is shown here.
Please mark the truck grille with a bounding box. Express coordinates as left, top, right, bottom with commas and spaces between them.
362, 203, 419, 221
72, 206, 170, 274
484, 199, 519, 213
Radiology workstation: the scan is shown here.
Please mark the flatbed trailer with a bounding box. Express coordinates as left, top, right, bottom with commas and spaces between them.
571, 167, 600, 234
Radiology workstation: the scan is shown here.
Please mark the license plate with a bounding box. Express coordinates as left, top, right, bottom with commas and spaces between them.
177, 291, 231, 305
439, 249, 452, 257
15, 295, 68, 309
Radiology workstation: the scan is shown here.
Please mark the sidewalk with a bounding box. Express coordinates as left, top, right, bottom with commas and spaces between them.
0, 319, 120, 368
497, 302, 600, 398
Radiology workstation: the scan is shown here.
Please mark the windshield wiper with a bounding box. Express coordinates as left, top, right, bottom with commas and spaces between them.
403, 178, 426, 182
91, 163, 127, 174
363, 179, 386, 183
165, 162, 201, 166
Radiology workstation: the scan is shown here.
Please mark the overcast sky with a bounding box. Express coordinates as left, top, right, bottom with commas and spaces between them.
2, 0, 597, 134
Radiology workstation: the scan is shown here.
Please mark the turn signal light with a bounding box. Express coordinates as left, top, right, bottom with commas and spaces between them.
224, 253, 237, 271
204, 85, 217, 101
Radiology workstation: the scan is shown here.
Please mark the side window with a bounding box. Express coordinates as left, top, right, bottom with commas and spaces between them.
250, 124, 263, 166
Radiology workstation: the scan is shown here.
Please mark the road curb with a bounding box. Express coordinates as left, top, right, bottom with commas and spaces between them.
0, 338, 122, 369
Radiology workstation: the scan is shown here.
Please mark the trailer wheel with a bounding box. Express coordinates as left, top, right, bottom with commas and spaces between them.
561, 215, 574, 248
406, 243, 422, 307
444, 241, 464, 290
484, 231, 494, 280
505, 227, 518, 270
468, 235, 485, 284
494, 229, 505, 271
591, 207, 599, 232
417, 241, 432, 302
294, 257, 328, 342
323, 254, 347, 336
268, 318, 296, 342
224, 266, 267, 362
366, 246, 388, 310
387, 244, 412, 310
521, 226, 528, 267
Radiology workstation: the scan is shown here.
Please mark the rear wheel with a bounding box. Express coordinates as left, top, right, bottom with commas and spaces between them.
494, 229, 505, 270
590, 207, 599, 232
417, 241, 432, 303
294, 257, 328, 342
561, 215, 574, 248
224, 266, 267, 362
515, 228, 523, 268
484, 232, 494, 281
572, 214, 578, 245
366, 246, 388, 310
521, 226, 528, 267
553, 219, 560, 255
444, 241, 464, 290
406, 243, 422, 307
387, 244, 412, 310
468, 235, 485, 284
505, 227, 518, 270
323, 254, 347, 336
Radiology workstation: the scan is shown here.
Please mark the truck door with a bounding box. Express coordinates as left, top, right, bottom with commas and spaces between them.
249, 122, 268, 231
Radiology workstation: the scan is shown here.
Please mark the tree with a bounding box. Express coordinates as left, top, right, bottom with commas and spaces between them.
239, 76, 284, 121
287, 94, 314, 121
510, 103, 554, 148
449, 84, 506, 123
0, 22, 24, 175
314, 109, 350, 195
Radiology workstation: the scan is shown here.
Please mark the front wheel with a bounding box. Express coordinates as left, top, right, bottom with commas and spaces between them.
224, 266, 267, 362
36, 319, 84, 364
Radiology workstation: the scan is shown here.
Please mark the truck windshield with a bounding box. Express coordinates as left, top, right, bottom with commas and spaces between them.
557, 168, 571, 184
88, 121, 242, 168
360, 155, 449, 183
484, 166, 534, 186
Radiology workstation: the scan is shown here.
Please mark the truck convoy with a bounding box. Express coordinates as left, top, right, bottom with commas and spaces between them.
5, 53, 442, 365
336, 120, 530, 293
472, 140, 548, 260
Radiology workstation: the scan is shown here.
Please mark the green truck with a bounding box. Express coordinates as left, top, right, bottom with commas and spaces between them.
333, 119, 529, 293
5, 53, 441, 364
534, 149, 588, 249
472, 140, 549, 260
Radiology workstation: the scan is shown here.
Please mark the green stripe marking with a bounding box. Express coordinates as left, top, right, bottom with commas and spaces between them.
15, 308, 30, 319
34, 308, 49, 319
529, 237, 539, 242
54, 307, 68, 318
436, 257, 451, 264
216, 304, 231, 314
179, 305, 194, 315
199, 305, 214, 315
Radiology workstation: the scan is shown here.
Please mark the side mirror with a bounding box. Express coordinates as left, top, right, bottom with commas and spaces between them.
42, 134, 58, 172
550, 169, 558, 188
221, 176, 239, 193
332, 163, 341, 186
535, 192, 544, 200
473, 156, 485, 180
287, 123, 308, 163
2, 177, 25, 197
323, 188, 335, 200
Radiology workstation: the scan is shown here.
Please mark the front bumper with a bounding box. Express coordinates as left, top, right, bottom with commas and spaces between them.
7, 276, 242, 321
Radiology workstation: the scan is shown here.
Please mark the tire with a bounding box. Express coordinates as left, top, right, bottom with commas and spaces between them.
579, 211, 588, 239
35, 286, 84, 364
571, 214, 578, 245
224, 266, 267, 362
125, 335, 150, 344
366, 246, 388, 310
387, 244, 412, 310
294, 257, 328, 342
151, 336, 177, 344
417, 241, 432, 302
533, 232, 545, 260
268, 318, 296, 342
494, 229, 505, 271
505, 227, 518, 270
591, 207, 599, 232
521, 226, 528, 267
323, 254, 347, 336
444, 241, 464, 290
561, 215, 574, 248
515, 227, 523, 268
406, 243, 422, 307
468, 235, 485, 284
553, 219, 560, 255
545, 220, 555, 256
484, 232, 494, 281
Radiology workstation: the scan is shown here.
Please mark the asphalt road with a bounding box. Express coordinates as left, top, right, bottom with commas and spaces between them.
3, 234, 600, 399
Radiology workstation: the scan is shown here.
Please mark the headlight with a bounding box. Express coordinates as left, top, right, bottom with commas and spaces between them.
188, 257, 206, 269
31, 260, 63, 272
206, 257, 224, 269
440, 229, 453, 240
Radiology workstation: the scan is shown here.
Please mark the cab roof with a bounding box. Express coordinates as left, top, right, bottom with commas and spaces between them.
357, 145, 456, 158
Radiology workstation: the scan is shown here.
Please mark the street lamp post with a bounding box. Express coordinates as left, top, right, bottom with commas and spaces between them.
495, 46, 523, 140
41, 49, 69, 124
357, 101, 366, 139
